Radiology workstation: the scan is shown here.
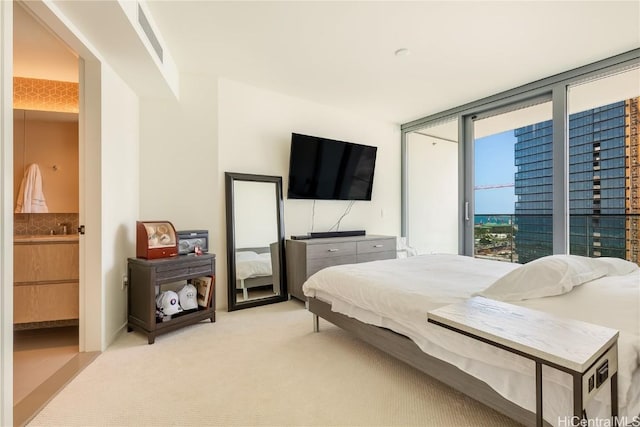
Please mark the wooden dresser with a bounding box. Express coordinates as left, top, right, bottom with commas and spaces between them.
286, 234, 396, 301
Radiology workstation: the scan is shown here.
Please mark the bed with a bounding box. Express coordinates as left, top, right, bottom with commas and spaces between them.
235, 243, 280, 300
302, 254, 640, 427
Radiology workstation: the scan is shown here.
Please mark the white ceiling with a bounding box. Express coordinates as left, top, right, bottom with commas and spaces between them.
13, 1, 640, 125
145, 1, 640, 124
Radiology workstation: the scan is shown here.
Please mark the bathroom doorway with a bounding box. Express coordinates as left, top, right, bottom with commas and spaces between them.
12, 4, 87, 425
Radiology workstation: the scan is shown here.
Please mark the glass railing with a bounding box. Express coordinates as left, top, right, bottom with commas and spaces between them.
474, 214, 640, 265
569, 214, 639, 261
474, 214, 519, 263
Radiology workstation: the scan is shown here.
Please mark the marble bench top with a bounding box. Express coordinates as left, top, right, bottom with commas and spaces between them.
428, 296, 619, 372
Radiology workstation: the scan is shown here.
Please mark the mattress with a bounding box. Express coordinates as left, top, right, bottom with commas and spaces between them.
235, 251, 272, 280
302, 254, 640, 427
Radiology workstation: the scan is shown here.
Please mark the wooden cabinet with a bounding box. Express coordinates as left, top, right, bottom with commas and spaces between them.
286, 235, 396, 301
13, 237, 79, 325
127, 254, 216, 344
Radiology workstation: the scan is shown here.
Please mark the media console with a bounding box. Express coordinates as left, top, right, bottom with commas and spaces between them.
291, 230, 366, 240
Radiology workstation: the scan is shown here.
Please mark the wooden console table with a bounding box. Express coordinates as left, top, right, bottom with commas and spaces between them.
428, 297, 619, 427
127, 254, 216, 344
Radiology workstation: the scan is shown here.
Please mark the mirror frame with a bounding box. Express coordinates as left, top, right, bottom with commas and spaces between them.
225, 172, 287, 311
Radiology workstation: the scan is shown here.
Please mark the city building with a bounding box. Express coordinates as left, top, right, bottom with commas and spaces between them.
514, 97, 640, 264
513, 120, 554, 263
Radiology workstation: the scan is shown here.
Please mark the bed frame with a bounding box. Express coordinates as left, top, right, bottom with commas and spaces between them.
307, 297, 550, 427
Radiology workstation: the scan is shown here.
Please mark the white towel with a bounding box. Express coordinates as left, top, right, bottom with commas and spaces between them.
15, 163, 49, 213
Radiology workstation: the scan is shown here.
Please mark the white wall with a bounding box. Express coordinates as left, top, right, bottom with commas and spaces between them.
138, 71, 219, 298
139, 77, 401, 310
218, 78, 401, 308
139, 72, 218, 227
406, 131, 458, 254
100, 64, 139, 348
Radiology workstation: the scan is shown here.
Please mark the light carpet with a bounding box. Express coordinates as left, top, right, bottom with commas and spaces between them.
28, 299, 519, 426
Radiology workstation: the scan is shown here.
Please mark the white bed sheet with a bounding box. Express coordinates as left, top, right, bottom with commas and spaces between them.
302, 254, 640, 426
235, 251, 272, 281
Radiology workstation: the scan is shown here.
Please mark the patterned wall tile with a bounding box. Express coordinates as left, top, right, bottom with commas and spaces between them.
13, 213, 79, 236
13, 77, 78, 113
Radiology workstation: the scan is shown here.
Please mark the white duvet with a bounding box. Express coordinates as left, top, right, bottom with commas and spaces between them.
235, 251, 272, 281
302, 254, 640, 426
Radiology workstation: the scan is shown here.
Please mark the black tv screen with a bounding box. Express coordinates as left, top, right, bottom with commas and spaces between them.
287, 133, 377, 200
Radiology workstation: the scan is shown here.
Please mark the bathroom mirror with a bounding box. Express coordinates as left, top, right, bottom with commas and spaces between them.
14, 109, 79, 214
225, 172, 287, 311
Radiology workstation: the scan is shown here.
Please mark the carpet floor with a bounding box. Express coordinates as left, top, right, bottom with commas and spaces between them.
28, 299, 519, 426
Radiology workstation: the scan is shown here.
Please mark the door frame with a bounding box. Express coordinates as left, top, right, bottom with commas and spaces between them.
1, 2, 104, 423
18, 0, 104, 353
1, 1, 15, 425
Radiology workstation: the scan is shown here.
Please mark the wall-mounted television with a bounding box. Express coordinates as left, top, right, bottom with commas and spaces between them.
287, 133, 377, 200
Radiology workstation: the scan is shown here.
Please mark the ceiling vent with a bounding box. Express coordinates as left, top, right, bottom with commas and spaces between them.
137, 3, 163, 63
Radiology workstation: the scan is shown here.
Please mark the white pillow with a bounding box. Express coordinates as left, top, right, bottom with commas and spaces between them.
592, 257, 639, 276
476, 254, 608, 302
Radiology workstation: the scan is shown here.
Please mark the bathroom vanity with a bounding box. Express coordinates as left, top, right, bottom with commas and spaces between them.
13, 234, 79, 326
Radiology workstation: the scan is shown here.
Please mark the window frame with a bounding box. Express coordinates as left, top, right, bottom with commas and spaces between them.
401, 48, 640, 257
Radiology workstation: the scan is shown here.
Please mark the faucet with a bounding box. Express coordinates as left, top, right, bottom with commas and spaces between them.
57, 223, 68, 235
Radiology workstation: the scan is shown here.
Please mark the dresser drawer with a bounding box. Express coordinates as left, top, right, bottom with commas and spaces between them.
307, 255, 357, 276
307, 242, 357, 259
357, 238, 395, 255
14, 282, 79, 323
357, 250, 396, 263
188, 262, 214, 276
14, 242, 79, 283
286, 235, 396, 302
155, 259, 212, 281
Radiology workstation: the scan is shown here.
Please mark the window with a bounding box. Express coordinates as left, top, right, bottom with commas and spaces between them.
473, 102, 552, 263
401, 50, 640, 264
567, 69, 640, 261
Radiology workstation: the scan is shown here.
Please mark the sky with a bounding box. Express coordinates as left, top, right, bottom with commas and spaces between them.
474, 130, 517, 214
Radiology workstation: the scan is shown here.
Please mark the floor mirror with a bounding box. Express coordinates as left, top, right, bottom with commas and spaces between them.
225, 172, 287, 310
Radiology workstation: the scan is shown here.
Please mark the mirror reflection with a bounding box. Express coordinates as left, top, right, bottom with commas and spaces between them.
226, 173, 287, 310
233, 180, 280, 302
14, 109, 79, 214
